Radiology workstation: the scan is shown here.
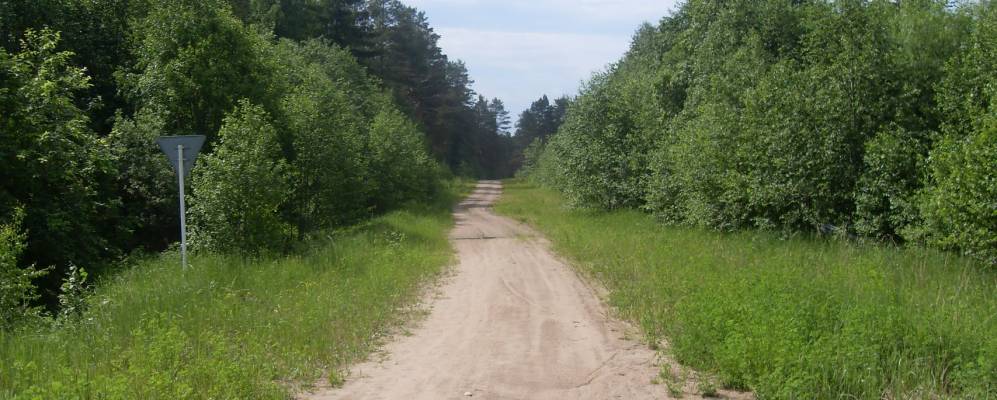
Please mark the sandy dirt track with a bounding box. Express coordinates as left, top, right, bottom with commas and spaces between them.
301, 181, 723, 400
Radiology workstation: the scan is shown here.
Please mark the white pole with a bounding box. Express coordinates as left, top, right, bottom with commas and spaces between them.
177, 144, 188, 270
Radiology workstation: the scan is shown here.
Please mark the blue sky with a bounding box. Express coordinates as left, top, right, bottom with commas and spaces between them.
404, 0, 681, 122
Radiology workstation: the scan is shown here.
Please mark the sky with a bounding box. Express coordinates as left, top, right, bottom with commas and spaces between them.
404, 0, 682, 123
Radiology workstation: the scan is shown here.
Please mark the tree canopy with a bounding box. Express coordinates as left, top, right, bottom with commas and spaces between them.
527, 0, 997, 266
0, 0, 512, 308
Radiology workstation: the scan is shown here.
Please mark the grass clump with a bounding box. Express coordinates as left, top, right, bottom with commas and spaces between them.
495, 180, 997, 399
0, 185, 466, 399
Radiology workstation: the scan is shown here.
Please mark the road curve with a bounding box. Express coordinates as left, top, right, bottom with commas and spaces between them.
302, 181, 683, 399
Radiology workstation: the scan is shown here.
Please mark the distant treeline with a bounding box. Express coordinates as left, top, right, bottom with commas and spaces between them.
525, 0, 997, 266
511, 94, 570, 172
0, 0, 512, 321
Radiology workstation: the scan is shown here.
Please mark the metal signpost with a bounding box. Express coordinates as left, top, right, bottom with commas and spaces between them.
157, 135, 206, 270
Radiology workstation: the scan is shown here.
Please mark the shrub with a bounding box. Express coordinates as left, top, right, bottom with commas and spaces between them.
854, 126, 929, 240
124, 0, 276, 142
516, 138, 544, 178
521, 137, 564, 190
534, 0, 993, 264
56, 263, 89, 321
0, 208, 47, 330
545, 72, 655, 209
190, 101, 296, 254
660, 95, 750, 230
496, 183, 997, 399
106, 111, 179, 251
273, 39, 438, 229
917, 2, 997, 266
366, 109, 437, 210
280, 57, 368, 229
0, 28, 112, 294
920, 117, 997, 264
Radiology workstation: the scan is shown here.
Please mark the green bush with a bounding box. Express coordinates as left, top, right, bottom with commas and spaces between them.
935, 2, 997, 140
531, 0, 993, 263
516, 138, 544, 178
106, 110, 179, 251
279, 42, 369, 229
524, 137, 563, 189
366, 109, 437, 210
190, 101, 296, 254
273, 38, 439, 229
921, 118, 997, 264
0, 28, 113, 291
854, 126, 929, 240
918, 2, 997, 265
545, 72, 655, 209
124, 0, 276, 142
0, 208, 47, 330
659, 93, 750, 230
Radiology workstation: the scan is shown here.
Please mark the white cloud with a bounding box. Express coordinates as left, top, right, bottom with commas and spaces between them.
438, 28, 625, 74
407, 0, 677, 23
437, 27, 627, 115
401, 0, 683, 115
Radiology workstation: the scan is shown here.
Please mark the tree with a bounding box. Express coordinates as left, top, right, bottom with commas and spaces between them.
515, 95, 570, 146
490, 98, 512, 135
0, 0, 488, 309
919, 119, 997, 264
366, 109, 437, 208
227, 0, 368, 51
0, 29, 113, 295
466, 96, 519, 178
122, 0, 276, 144
105, 110, 180, 252
0, 0, 135, 135
510, 94, 571, 179
277, 39, 369, 230
526, 0, 996, 269
918, 2, 997, 263
190, 101, 296, 254
226, 0, 510, 178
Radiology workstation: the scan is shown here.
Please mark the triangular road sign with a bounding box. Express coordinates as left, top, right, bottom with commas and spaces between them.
157, 135, 206, 178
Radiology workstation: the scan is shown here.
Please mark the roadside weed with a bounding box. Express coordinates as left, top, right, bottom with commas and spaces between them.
496, 180, 996, 399
0, 197, 459, 399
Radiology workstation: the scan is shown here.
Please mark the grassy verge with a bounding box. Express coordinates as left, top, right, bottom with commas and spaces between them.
495, 180, 996, 399
0, 181, 473, 399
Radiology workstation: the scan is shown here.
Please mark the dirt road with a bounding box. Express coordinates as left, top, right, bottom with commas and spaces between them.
302, 181, 682, 399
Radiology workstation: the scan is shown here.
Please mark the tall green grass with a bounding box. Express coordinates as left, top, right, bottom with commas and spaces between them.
496, 180, 996, 399
0, 181, 471, 399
